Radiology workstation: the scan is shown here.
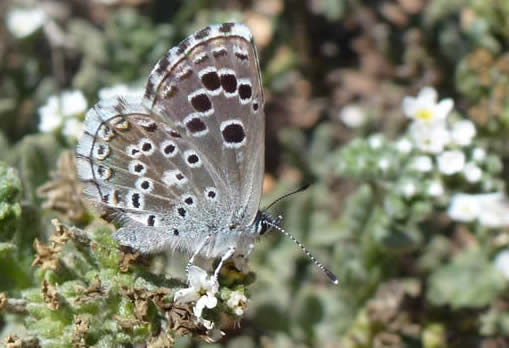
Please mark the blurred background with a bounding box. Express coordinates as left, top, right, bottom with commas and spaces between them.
2, 0, 509, 347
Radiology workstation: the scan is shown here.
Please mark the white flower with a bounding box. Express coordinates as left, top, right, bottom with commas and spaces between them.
448, 192, 509, 228
38, 96, 62, 133
226, 291, 248, 316
413, 155, 433, 172
494, 250, 509, 280
448, 194, 481, 222
401, 181, 417, 198
60, 90, 88, 117
410, 123, 450, 154
174, 266, 219, 329
62, 118, 84, 140
427, 180, 444, 197
396, 138, 413, 154
38, 90, 88, 134
437, 150, 465, 175
7, 8, 47, 38
402, 87, 454, 127
368, 135, 383, 149
463, 162, 482, 183
339, 104, 367, 128
451, 120, 476, 147
378, 158, 390, 171
476, 193, 509, 228
472, 147, 486, 162
98, 84, 144, 100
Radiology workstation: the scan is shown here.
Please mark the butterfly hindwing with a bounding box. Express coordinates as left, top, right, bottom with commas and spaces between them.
76, 96, 216, 253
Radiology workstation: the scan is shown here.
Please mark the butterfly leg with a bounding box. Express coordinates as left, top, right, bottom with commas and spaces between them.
213, 246, 236, 280
246, 243, 255, 257
185, 234, 211, 277
232, 242, 254, 274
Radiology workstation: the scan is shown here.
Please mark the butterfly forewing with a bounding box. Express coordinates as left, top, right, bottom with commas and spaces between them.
76, 23, 265, 257
144, 23, 265, 225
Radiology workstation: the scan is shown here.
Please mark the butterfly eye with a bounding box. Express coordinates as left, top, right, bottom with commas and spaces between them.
255, 211, 270, 235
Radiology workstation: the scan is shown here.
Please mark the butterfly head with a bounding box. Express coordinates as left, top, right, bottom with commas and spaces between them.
254, 210, 280, 236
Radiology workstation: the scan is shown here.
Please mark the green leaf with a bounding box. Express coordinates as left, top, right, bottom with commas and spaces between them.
427, 248, 507, 309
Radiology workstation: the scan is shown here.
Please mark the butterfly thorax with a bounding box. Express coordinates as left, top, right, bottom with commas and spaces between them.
196, 208, 258, 257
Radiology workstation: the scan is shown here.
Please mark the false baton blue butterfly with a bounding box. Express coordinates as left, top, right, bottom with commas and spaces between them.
76, 22, 337, 284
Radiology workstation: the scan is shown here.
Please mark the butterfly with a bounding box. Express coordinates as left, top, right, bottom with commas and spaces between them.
76, 22, 337, 284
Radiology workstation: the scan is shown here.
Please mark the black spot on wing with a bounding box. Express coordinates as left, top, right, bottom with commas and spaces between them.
222, 123, 245, 144
220, 74, 237, 93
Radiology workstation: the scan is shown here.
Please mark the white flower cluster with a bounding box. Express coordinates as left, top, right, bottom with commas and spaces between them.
226, 291, 248, 316
174, 266, 220, 330
403, 87, 476, 156
448, 193, 509, 228
7, 7, 47, 38
39, 90, 88, 139
173, 265, 248, 338
398, 87, 509, 228
39, 90, 88, 141
401, 88, 485, 182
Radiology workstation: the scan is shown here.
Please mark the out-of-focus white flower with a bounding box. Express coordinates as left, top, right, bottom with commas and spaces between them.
7, 8, 47, 38
174, 266, 219, 329
448, 194, 481, 222
39, 96, 62, 133
448, 192, 509, 228
472, 147, 486, 162
451, 120, 476, 147
410, 123, 450, 154
339, 104, 367, 128
378, 158, 390, 171
427, 180, 444, 197
62, 118, 84, 140
494, 250, 509, 280
413, 156, 433, 172
402, 87, 454, 127
396, 138, 413, 154
437, 150, 465, 175
463, 162, 482, 183
60, 90, 88, 117
39, 90, 88, 135
401, 181, 417, 198
476, 193, 509, 228
98, 84, 144, 100
226, 291, 248, 316
368, 135, 383, 149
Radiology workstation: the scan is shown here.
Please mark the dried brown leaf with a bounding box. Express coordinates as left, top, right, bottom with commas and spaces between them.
41, 280, 60, 310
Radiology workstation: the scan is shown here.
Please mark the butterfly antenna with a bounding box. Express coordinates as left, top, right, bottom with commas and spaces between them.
264, 218, 338, 285
264, 184, 311, 211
